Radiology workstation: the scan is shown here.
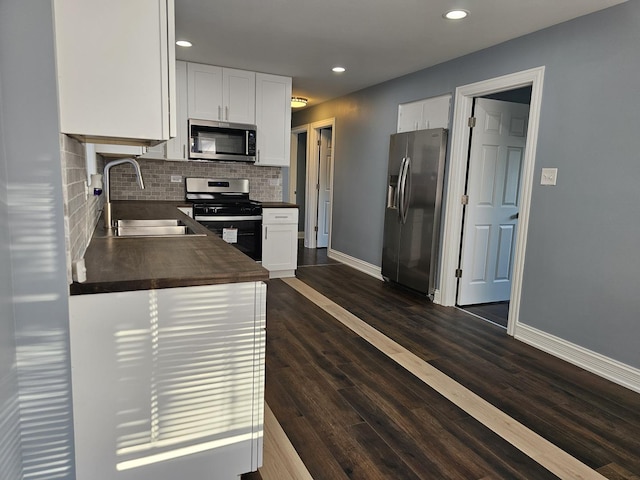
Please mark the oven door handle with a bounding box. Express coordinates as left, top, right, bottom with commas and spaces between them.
195, 215, 263, 222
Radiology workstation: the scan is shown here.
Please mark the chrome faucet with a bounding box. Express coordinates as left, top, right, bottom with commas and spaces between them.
103, 158, 145, 229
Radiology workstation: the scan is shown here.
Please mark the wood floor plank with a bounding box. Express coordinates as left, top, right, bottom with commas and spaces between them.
258, 403, 314, 480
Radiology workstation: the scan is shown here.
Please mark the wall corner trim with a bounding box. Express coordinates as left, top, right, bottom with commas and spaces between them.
515, 323, 640, 394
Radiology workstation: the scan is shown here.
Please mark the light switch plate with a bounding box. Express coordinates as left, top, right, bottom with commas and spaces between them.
541, 168, 558, 186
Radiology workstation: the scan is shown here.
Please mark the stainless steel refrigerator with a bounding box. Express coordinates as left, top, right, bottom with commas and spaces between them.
382, 128, 447, 297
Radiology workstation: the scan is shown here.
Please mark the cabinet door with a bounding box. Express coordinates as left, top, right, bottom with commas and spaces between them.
187, 63, 223, 121
262, 223, 298, 273
397, 94, 451, 133
139, 61, 189, 160
53, 0, 175, 144
69, 283, 266, 480
255, 73, 292, 167
165, 61, 189, 160
223, 68, 256, 124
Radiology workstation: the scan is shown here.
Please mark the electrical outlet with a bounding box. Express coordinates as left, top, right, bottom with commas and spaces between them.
170, 175, 182, 183
269, 178, 280, 186
540, 168, 558, 186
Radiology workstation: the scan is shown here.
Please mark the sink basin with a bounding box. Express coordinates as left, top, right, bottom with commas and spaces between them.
114, 219, 206, 237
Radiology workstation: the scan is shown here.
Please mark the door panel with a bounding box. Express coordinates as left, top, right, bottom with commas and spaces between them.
458, 98, 529, 305
316, 128, 332, 248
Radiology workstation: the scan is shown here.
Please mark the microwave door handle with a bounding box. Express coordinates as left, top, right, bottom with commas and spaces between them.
245, 131, 249, 155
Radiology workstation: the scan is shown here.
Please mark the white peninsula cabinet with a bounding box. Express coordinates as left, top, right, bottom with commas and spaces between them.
262, 208, 298, 278
187, 63, 256, 124
255, 73, 292, 167
69, 282, 266, 480
53, 0, 176, 145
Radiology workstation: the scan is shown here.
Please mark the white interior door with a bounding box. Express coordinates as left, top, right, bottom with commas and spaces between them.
458, 98, 530, 306
316, 128, 332, 248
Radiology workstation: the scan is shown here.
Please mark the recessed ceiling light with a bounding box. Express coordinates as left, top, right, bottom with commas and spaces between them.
291, 97, 308, 108
332, 66, 346, 73
444, 9, 469, 20
176, 40, 193, 47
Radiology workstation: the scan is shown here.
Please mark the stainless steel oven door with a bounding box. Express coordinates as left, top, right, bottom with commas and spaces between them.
195, 215, 262, 261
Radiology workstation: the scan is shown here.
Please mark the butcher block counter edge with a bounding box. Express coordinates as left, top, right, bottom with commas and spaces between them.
70, 201, 269, 295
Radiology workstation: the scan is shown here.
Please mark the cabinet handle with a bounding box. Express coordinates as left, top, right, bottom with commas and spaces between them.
264, 226, 268, 240
218, 105, 222, 120
225, 106, 229, 121
257, 150, 260, 164
183, 144, 186, 158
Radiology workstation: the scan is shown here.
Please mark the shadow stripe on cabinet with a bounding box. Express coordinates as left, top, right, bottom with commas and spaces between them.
282, 277, 606, 480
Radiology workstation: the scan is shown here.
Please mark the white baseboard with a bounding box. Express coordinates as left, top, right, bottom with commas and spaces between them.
515, 323, 640, 394
327, 248, 383, 280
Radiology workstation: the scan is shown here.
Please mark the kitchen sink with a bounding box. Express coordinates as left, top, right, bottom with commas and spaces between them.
114, 219, 206, 237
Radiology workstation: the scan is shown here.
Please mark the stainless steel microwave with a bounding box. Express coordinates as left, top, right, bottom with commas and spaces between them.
188, 119, 257, 162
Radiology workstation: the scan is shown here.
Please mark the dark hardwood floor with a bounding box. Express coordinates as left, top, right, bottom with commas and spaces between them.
262, 255, 640, 479
462, 301, 510, 328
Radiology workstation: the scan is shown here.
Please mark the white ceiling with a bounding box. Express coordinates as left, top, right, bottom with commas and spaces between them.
174, 0, 625, 108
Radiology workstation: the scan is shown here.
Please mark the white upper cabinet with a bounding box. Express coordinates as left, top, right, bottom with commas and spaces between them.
397, 94, 451, 133
187, 63, 255, 124
53, 0, 176, 146
255, 73, 292, 167
142, 61, 189, 160
165, 61, 189, 160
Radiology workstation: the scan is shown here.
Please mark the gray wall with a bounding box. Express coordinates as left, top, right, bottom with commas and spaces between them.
293, 1, 640, 369
0, 23, 23, 479
1, 1, 76, 478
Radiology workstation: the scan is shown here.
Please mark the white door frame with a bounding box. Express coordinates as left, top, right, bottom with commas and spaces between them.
289, 117, 336, 250
438, 66, 545, 337
290, 125, 309, 205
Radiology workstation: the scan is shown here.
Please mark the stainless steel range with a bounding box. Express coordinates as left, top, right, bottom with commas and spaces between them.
186, 177, 262, 260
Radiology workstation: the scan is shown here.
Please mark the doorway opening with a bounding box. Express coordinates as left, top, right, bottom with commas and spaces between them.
289, 118, 336, 251
438, 67, 545, 337
457, 87, 532, 328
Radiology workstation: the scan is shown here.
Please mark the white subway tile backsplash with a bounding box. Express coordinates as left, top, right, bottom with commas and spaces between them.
109, 159, 283, 202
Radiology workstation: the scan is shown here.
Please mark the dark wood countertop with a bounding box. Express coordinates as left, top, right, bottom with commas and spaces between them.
262, 202, 299, 208
70, 201, 268, 295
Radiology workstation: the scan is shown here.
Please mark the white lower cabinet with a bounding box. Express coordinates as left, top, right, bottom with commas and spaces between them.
69, 282, 266, 480
262, 208, 298, 278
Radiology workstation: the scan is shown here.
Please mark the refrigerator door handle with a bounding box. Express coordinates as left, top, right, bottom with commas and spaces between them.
394, 157, 406, 221
401, 157, 412, 224
398, 157, 408, 221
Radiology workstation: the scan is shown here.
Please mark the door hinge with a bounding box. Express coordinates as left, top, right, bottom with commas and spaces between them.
314, 225, 318, 232
317, 140, 322, 146
461, 194, 469, 205
468, 116, 476, 128
455, 268, 463, 278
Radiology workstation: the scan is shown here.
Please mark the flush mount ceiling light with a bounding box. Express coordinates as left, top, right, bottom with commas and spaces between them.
291, 97, 308, 108
332, 66, 346, 73
443, 9, 469, 20
176, 40, 193, 47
